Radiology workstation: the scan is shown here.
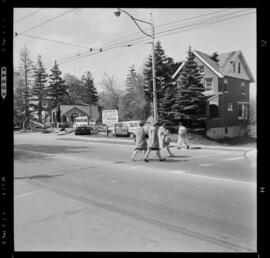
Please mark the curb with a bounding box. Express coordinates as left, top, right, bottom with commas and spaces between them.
243, 149, 257, 167
57, 134, 255, 152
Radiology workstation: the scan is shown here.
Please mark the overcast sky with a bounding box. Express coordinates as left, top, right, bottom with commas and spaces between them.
13, 8, 256, 96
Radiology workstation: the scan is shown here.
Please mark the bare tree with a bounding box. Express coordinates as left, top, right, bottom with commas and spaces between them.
18, 45, 34, 128
99, 73, 123, 111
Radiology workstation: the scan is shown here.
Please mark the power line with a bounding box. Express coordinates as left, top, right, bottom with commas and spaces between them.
14, 9, 232, 57
55, 9, 255, 67
14, 9, 42, 24
15, 33, 90, 49
16, 9, 255, 70
155, 10, 255, 38
19, 8, 76, 34
56, 42, 146, 66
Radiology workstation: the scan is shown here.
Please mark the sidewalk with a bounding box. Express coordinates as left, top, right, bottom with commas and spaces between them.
244, 149, 257, 167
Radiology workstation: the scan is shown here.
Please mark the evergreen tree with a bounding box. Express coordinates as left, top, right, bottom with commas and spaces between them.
81, 71, 99, 105
63, 73, 84, 105
30, 55, 48, 123
18, 46, 34, 125
121, 66, 148, 120
143, 41, 175, 118
159, 82, 178, 122
47, 61, 68, 109
172, 46, 206, 127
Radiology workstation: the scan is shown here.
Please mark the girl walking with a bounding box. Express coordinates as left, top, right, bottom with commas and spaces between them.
131, 121, 147, 161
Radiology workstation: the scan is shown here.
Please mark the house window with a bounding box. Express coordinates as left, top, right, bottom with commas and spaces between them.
238, 103, 248, 120
204, 78, 213, 92
231, 61, 236, 72
225, 127, 228, 134
224, 78, 228, 92
241, 81, 245, 95
199, 65, 204, 74
227, 103, 233, 111
238, 62, 241, 73
209, 104, 219, 118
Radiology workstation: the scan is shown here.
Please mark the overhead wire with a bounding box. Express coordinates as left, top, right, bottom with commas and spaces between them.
19, 8, 77, 34
47, 9, 255, 67
15, 8, 255, 69
14, 9, 42, 24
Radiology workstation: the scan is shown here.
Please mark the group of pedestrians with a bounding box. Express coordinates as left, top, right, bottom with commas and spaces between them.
131, 120, 189, 162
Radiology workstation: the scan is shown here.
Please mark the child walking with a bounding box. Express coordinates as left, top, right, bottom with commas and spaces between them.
177, 122, 189, 149
131, 121, 147, 161
144, 122, 165, 162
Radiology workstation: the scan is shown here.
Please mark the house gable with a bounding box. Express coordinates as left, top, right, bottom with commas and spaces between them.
63, 106, 89, 117
218, 51, 255, 82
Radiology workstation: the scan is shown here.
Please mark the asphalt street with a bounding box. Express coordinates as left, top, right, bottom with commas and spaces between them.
14, 132, 257, 252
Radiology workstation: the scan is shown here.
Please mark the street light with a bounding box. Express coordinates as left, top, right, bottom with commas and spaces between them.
114, 8, 158, 122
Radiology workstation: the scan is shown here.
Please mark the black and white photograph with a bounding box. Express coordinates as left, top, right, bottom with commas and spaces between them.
5, 2, 262, 254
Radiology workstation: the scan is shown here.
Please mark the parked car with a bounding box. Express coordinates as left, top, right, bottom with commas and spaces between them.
74, 116, 92, 135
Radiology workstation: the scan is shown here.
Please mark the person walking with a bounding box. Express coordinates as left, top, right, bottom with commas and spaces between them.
131, 121, 147, 161
177, 122, 189, 149
144, 121, 165, 162
158, 123, 174, 157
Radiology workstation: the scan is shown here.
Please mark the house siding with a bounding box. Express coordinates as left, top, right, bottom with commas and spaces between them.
218, 77, 250, 127
194, 57, 219, 93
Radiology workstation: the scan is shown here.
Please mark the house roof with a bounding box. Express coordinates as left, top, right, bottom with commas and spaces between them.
52, 104, 96, 116
172, 49, 254, 82
193, 50, 224, 77
171, 61, 185, 80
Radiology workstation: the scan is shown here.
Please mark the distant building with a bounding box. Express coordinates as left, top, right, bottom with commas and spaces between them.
172, 50, 255, 139
51, 104, 100, 127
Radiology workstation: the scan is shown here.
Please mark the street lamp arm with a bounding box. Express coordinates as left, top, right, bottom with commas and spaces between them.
117, 8, 153, 38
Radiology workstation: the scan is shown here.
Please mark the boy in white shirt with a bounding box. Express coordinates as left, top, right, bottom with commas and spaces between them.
177, 122, 189, 149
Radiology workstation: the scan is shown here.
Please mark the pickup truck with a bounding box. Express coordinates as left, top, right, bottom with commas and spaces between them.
74, 116, 93, 135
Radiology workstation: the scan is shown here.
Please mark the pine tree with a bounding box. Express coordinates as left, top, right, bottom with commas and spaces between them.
30, 55, 48, 123
81, 71, 99, 105
172, 46, 206, 127
47, 61, 68, 109
18, 46, 34, 125
143, 41, 175, 118
159, 82, 178, 122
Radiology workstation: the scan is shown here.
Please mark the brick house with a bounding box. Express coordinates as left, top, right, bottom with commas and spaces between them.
51, 104, 100, 128
172, 50, 255, 139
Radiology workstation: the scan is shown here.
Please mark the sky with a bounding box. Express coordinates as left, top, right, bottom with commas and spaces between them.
13, 8, 256, 97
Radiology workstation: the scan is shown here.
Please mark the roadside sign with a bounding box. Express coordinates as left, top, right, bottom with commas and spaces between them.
102, 110, 118, 126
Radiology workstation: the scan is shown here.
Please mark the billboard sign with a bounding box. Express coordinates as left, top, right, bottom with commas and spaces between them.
102, 110, 119, 126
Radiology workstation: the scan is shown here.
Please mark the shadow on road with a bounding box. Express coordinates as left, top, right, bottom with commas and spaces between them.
14, 144, 90, 161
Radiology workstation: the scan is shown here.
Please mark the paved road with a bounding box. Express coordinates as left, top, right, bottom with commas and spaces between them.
14, 133, 257, 252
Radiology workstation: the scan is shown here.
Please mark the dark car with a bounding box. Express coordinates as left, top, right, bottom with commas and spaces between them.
74, 126, 92, 135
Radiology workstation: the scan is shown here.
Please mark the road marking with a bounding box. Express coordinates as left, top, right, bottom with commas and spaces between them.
14, 148, 53, 157
190, 152, 228, 159
170, 170, 186, 175
127, 166, 144, 170
15, 191, 40, 199
221, 157, 244, 161
110, 179, 118, 183
169, 171, 255, 185
200, 163, 215, 167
